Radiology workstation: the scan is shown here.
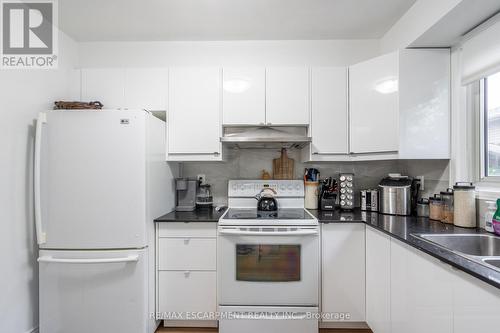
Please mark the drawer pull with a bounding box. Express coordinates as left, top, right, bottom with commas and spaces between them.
184, 239, 190, 245
184, 271, 191, 278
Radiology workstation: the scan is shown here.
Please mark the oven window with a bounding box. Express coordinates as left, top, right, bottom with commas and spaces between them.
236, 244, 301, 282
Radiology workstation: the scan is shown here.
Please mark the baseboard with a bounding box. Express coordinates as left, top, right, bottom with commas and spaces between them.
163, 320, 218, 328
320, 321, 369, 329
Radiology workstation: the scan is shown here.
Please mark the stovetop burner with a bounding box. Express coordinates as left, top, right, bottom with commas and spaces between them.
223, 208, 313, 220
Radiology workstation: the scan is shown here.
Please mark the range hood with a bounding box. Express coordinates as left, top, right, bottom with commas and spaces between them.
220, 126, 311, 149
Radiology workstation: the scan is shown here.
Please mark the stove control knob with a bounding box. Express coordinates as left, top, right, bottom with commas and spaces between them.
340, 200, 346, 206
340, 194, 346, 200
288, 184, 293, 191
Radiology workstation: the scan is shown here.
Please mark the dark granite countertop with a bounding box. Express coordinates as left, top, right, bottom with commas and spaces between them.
309, 208, 500, 289
154, 207, 226, 222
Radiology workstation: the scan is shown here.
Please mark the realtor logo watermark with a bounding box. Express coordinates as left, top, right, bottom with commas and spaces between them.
1, 0, 58, 68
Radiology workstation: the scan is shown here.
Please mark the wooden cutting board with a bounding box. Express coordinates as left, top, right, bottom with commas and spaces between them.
273, 148, 294, 180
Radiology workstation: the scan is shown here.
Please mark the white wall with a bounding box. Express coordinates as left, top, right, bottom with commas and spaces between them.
77, 39, 381, 68
0, 31, 78, 333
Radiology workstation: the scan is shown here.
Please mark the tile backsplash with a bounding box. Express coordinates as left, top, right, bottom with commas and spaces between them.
179, 148, 450, 206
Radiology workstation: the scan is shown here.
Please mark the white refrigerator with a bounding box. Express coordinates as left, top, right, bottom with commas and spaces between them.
34, 110, 175, 333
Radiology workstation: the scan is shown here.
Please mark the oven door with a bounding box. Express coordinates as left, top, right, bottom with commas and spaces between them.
218, 225, 319, 306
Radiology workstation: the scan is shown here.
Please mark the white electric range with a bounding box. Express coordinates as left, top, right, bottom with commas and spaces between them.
218, 180, 319, 333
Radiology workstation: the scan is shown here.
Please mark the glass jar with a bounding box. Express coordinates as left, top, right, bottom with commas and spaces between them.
440, 189, 454, 224
416, 198, 430, 217
453, 182, 476, 228
429, 194, 443, 221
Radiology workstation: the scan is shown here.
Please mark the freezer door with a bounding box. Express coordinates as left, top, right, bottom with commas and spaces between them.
39, 249, 149, 333
38, 110, 147, 249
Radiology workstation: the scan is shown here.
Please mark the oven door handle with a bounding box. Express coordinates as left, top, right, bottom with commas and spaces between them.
218, 229, 318, 236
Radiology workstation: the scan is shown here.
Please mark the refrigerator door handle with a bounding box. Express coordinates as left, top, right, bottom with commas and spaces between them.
34, 112, 47, 245
37, 255, 139, 264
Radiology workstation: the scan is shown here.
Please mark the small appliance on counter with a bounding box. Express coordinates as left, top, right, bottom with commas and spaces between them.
378, 174, 420, 216
196, 183, 214, 209
339, 173, 354, 210
319, 177, 338, 211
176, 177, 198, 211
361, 189, 378, 212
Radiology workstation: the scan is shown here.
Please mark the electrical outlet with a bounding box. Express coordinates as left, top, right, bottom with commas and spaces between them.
416, 175, 425, 191
197, 174, 206, 184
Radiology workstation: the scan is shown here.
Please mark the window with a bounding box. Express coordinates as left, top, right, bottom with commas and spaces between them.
482, 71, 500, 177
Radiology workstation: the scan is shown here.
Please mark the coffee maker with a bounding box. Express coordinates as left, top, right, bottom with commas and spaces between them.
175, 178, 198, 211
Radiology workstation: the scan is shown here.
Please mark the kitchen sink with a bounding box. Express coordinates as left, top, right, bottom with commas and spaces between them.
483, 258, 500, 270
413, 233, 500, 257
411, 233, 500, 272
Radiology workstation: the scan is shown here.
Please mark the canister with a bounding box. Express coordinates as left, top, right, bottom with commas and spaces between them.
416, 198, 430, 217
453, 182, 476, 228
429, 194, 443, 221
304, 181, 319, 210
440, 188, 454, 224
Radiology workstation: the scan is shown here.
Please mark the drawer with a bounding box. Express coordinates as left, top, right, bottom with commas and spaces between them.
158, 222, 217, 238
158, 271, 217, 314
158, 238, 216, 270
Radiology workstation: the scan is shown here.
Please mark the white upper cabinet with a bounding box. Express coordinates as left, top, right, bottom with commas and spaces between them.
81, 68, 125, 109
265, 67, 310, 125
399, 49, 450, 159
310, 67, 348, 155
349, 52, 399, 154
322, 223, 365, 323
124, 68, 169, 110
167, 67, 222, 161
223, 67, 265, 125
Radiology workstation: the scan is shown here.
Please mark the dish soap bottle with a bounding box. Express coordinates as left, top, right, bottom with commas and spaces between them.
492, 199, 500, 236
484, 201, 496, 233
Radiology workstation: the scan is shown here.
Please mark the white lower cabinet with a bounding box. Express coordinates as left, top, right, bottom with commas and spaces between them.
156, 222, 217, 326
390, 239, 453, 333
368, 228, 500, 333
452, 268, 500, 333
321, 223, 365, 323
158, 271, 217, 314
365, 227, 391, 333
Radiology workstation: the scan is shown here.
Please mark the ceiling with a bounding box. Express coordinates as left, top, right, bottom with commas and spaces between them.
58, 0, 416, 42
